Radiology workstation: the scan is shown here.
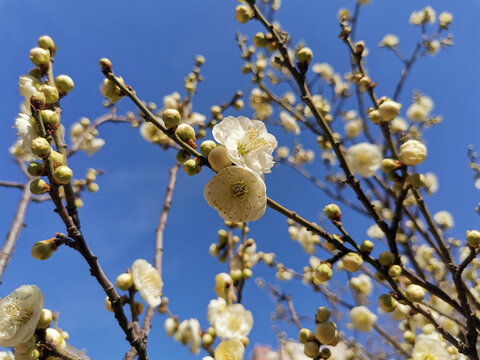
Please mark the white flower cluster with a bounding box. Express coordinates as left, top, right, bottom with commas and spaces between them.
207, 297, 253, 339
70, 118, 105, 155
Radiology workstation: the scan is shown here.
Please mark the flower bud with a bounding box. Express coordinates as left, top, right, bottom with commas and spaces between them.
99, 58, 113, 72
30, 47, 50, 66
116, 273, 134, 290
298, 328, 313, 344
368, 109, 382, 124
405, 284, 425, 302
31, 137, 51, 157
360, 240, 373, 253
53, 165, 73, 185
40, 85, 59, 104
359, 76, 371, 88
235, 5, 253, 24
27, 161, 45, 177
46, 328, 66, 350
183, 158, 202, 176
323, 203, 341, 221
175, 123, 196, 142
214, 272, 232, 299
233, 99, 244, 110
209, 243, 219, 257
399, 139, 427, 166
315, 264, 332, 282
320, 348, 332, 359
134, 302, 144, 315
105, 296, 114, 312
202, 333, 214, 348
297, 47, 313, 64
315, 321, 336, 345
243, 268, 253, 279
31, 239, 56, 260
378, 99, 401, 122
342, 252, 363, 272
30, 178, 50, 195
466, 230, 480, 248
378, 251, 395, 267
253, 32, 267, 47
200, 140, 217, 157
262, 252, 275, 266
40, 109, 60, 130
88, 182, 99, 193
388, 264, 402, 278
380, 158, 396, 173
36, 309, 53, 329
315, 306, 331, 322
176, 149, 190, 163
55, 75, 75, 95
38, 35, 56, 54
410, 173, 425, 189
208, 145, 232, 172
162, 109, 181, 128
101, 78, 124, 103
230, 269, 243, 282
378, 294, 397, 313
304, 341, 320, 358
403, 330, 415, 344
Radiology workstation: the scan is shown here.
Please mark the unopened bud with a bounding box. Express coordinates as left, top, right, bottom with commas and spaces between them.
30, 179, 50, 195
298, 328, 313, 344
55, 75, 75, 95
378, 294, 397, 312
243, 268, 252, 279
38, 35, 56, 54
53, 165, 73, 185
467, 230, 480, 248
27, 161, 45, 177
208, 145, 232, 172
183, 158, 202, 176
315, 263, 332, 282
99, 58, 113, 73
405, 284, 425, 302
202, 333, 214, 348
320, 348, 332, 359
368, 109, 382, 124
323, 203, 341, 221
233, 99, 244, 110
162, 109, 181, 128
30, 47, 50, 66
297, 47, 313, 64
315, 306, 331, 322
378, 99, 401, 122
31, 239, 56, 260
380, 158, 396, 173
134, 302, 144, 315
175, 123, 196, 142
101, 77, 124, 103
235, 5, 253, 24
200, 140, 217, 157
176, 149, 190, 163
211, 105, 222, 117
40, 109, 60, 129
304, 341, 320, 358
378, 251, 395, 267
253, 32, 267, 47
36, 309, 53, 329
315, 321, 337, 345
31, 137, 51, 158
342, 253, 363, 272
410, 173, 425, 189
360, 240, 373, 253
116, 273, 134, 290
40, 85, 59, 104
388, 264, 402, 278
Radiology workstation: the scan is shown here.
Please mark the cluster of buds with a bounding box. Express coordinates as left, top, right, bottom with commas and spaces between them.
70, 117, 105, 155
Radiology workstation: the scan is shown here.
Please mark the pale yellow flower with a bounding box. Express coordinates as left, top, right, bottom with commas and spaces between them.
131, 259, 163, 307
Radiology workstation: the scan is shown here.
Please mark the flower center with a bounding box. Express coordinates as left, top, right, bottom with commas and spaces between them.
228, 317, 241, 331
2, 300, 32, 326
237, 126, 272, 156
230, 181, 248, 201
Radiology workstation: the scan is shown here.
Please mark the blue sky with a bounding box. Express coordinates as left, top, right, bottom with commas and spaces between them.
1, 0, 479, 358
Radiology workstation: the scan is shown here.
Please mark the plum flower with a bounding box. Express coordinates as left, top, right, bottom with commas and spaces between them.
350, 306, 377, 332
14, 113, 39, 161
212, 116, 277, 176
210, 303, 253, 339
0, 285, 44, 347
174, 319, 201, 354
215, 338, 245, 360
204, 166, 267, 222
131, 259, 163, 307
346, 143, 382, 177
412, 333, 450, 360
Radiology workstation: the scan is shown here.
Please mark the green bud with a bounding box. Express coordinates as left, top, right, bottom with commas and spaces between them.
38, 35, 56, 54
162, 109, 181, 128
31, 239, 56, 260
358, 76, 371, 88
134, 302, 144, 315
202, 333, 214, 348
105, 296, 114, 312
30, 91, 46, 109
218, 229, 228, 245
378, 294, 397, 313
403, 330, 415, 344
235, 5, 253, 24
210, 105, 222, 117
27, 161, 45, 177
304, 341, 320, 358
30, 178, 50, 195
55, 75, 75, 95
195, 55, 206, 66
315, 321, 336, 345
323, 203, 341, 220
380, 158, 396, 173
360, 240, 374, 253
197, 128, 206, 139
175, 123, 196, 142
200, 140, 217, 157
298, 328, 313, 344
315, 306, 331, 322
36, 309, 53, 329
467, 230, 480, 248
368, 109, 382, 124
40, 85, 59, 104
253, 32, 268, 47
88, 182, 99, 193
378, 99, 401, 122
80, 117, 91, 127
410, 173, 425, 189
86, 168, 96, 181
40, 109, 60, 129
243, 268, 253, 279
30, 47, 50, 66
53, 165, 73, 185
31, 137, 51, 157
297, 47, 313, 64
405, 284, 425, 302
101, 78, 124, 103
116, 273, 134, 291
233, 99, 244, 110
378, 251, 395, 267
183, 158, 202, 176
388, 264, 402, 278
342, 252, 363, 272
315, 264, 332, 282
230, 269, 243, 282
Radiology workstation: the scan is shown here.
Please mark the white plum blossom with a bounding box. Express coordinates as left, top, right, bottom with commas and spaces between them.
14, 113, 39, 161
350, 306, 377, 332
212, 116, 277, 176
0, 285, 44, 347
204, 166, 267, 222
0, 351, 14, 360
399, 139, 427, 166
18, 75, 39, 111
312, 63, 333, 79
211, 303, 253, 339
349, 274, 373, 297
215, 338, 245, 360
433, 210, 454, 230
174, 319, 202, 354
184, 112, 206, 127
346, 143, 382, 177
279, 111, 300, 135
207, 297, 227, 325
131, 259, 163, 307
412, 333, 450, 360
379, 34, 399, 48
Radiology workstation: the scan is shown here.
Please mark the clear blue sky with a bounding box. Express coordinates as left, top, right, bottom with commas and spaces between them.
1, 0, 479, 358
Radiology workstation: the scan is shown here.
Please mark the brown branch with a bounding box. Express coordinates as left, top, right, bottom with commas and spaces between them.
0, 184, 31, 283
